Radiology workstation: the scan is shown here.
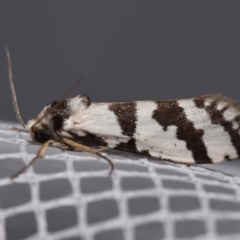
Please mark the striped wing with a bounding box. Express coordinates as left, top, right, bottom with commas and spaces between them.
65, 95, 240, 164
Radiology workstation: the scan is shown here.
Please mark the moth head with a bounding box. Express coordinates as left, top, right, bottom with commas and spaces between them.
25, 101, 67, 143
25, 95, 91, 144
32, 128, 51, 143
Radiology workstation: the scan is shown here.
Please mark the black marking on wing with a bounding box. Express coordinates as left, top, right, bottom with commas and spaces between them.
140, 149, 151, 157
68, 131, 108, 148
194, 98, 205, 109
115, 138, 137, 152
152, 100, 212, 163
224, 155, 231, 161
68, 131, 151, 157
79, 95, 91, 107
48, 99, 70, 131
109, 102, 137, 137
114, 138, 152, 157
203, 99, 240, 157
52, 114, 64, 131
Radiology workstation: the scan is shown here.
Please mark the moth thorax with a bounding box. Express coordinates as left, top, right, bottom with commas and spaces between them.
69, 95, 91, 112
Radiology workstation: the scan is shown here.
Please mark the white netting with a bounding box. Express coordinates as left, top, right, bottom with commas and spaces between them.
0, 121, 240, 240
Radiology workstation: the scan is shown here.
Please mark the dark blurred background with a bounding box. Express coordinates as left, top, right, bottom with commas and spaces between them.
1, 1, 240, 123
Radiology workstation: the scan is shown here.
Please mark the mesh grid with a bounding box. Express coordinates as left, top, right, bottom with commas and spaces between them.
0, 121, 240, 240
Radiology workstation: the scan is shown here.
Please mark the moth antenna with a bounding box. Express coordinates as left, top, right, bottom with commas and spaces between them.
32, 77, 83, 129
5, 47, 26, 128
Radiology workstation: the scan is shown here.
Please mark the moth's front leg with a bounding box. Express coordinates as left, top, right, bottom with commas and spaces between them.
62, 137, 108, 154
11, 140, 55, 179
10, 127, 28, 133
62, 138, 113, 174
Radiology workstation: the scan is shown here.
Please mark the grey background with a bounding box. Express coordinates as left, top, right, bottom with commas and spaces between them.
1, 1, 240, 123
1, 1, 240, 176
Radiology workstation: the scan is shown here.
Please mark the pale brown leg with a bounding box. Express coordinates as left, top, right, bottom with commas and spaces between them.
62, 138, 114, 175
11, 140, 54, 179
95, 152, 114, 175
10, 127, 28, 133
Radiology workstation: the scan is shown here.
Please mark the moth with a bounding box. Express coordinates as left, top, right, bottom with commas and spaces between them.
6, 48, 240, 178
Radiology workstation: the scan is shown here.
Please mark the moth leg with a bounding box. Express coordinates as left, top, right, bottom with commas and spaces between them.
11, 140, 54, 179
63, 138, 114, 175
10, 127, 28, 133
63, 138, 108, 154
78, 146, 109, 155
95, 147, 109, 153
95, 152, 114, 175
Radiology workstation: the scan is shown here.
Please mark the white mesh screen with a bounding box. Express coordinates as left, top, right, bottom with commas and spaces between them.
0, 121, 240, 240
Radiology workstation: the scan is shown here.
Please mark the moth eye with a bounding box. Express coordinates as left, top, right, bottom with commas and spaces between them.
35, 129, 51, 143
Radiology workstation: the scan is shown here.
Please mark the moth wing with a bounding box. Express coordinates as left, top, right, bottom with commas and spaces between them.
62, 95, 240, 164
